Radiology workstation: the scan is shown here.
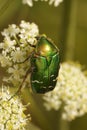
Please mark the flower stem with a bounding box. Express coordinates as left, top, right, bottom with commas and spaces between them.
63, 0, 78, 61
59, 117, 70, 130
58, 107, 70, 130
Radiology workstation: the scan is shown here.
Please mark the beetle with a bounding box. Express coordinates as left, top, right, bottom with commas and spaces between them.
30, 35, 60, 93
11, 35, 60, 99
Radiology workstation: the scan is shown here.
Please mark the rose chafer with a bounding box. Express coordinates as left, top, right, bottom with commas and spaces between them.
30, 35, 60, 93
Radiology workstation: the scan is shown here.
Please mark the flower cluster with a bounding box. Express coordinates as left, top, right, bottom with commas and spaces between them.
0, 20, 39, 87
22, 0, 63, 7
0, 85, 30, 130
0, 20, 39, 129
43, 62, 87, 121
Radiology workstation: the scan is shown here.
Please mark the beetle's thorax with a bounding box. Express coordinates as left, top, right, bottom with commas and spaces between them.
35, 36, 58, 57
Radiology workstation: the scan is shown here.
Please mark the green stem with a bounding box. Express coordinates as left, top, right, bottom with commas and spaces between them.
57, 107, 70, 130
59, 1, 77, 129
22, 88, 53, 130
63, 0, 78, 61
60, 117, 69, 130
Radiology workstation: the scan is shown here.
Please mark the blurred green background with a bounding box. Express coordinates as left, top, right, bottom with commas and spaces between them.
0, 0, 87, 130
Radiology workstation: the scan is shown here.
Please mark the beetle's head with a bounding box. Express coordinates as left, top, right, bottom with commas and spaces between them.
35, 35, 59, 57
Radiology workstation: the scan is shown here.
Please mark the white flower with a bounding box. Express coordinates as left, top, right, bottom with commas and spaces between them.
43, 62, 87, 121
22, 0, 33, 7
0, 52, 12, 67
0, 37, 16, 51
7, 65, 25, 80
0, 85, 30, 130
11, 47, 26, 63
19, 21, 39, 45
22, 0, 63, 7
2, 24, 20, 37
0, 20, 39, 87
49, 0, 63, 6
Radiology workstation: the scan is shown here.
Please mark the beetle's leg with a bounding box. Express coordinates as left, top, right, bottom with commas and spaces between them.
8, 68, 32, 100
15, 51, 35, 64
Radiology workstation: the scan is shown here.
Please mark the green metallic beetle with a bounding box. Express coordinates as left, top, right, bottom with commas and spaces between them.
13, 35, 60, 97
30, 35, 60, 93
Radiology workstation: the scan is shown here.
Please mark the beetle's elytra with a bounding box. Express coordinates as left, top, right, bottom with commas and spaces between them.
30, 35, 60, 93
